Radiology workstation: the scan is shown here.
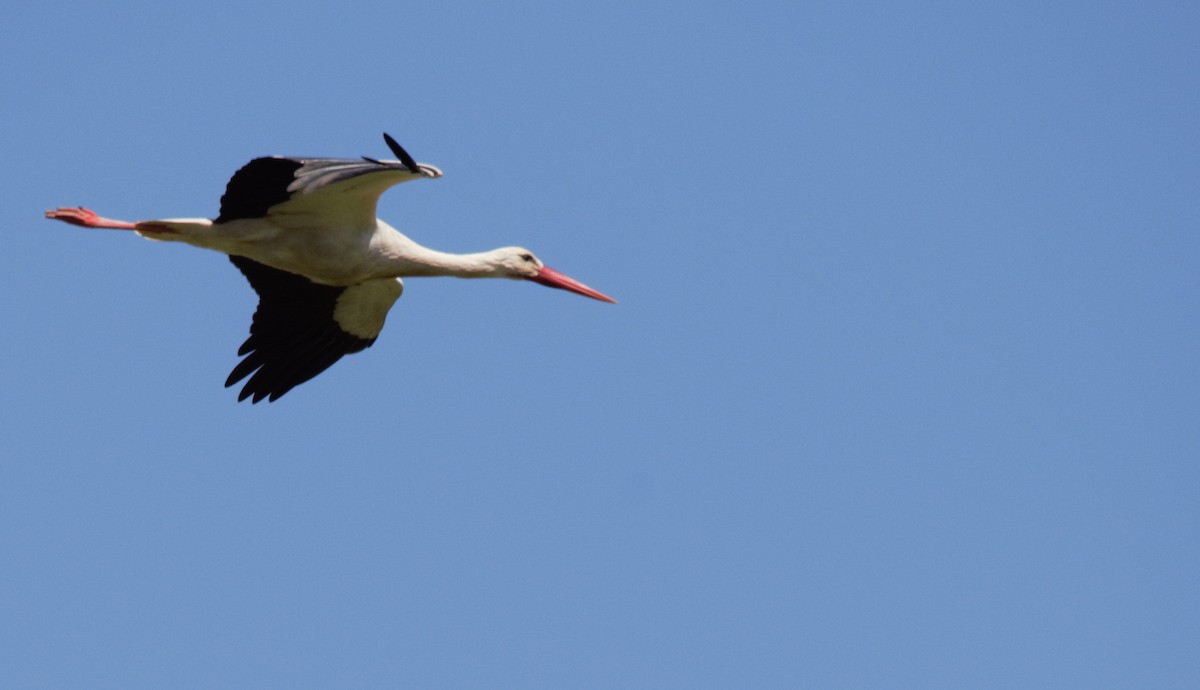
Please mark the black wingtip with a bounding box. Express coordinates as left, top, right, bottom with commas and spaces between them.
382, 132, 421, 171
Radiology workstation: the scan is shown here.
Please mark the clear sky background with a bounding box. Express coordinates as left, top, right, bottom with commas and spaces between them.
2, 1, 1197, 687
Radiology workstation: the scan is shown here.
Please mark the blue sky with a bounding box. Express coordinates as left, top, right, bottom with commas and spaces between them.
2, 1, 1197, 687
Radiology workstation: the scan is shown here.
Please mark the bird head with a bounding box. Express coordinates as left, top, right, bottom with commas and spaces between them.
492, 247, 616, 303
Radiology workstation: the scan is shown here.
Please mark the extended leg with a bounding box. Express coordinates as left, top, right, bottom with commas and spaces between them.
45, 207, 139, 229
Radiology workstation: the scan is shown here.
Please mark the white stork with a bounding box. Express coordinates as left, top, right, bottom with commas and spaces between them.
46, 133, 615, 403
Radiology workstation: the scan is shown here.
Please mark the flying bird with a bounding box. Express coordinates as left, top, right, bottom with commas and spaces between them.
46, 133, 615, 403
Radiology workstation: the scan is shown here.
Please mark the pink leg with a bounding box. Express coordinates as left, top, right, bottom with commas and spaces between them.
45, 207, 141, 230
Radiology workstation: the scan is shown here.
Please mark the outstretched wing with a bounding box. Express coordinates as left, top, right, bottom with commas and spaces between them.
214, 133, 442, 229
226, 256, 404, 403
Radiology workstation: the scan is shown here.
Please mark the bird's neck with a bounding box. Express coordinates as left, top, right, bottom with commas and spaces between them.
376, 228, 502, 279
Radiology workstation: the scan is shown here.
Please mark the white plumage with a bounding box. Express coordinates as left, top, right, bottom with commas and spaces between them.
46, 133, 614, 403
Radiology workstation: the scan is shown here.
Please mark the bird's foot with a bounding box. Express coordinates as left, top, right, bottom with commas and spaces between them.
45, 207, 139, 230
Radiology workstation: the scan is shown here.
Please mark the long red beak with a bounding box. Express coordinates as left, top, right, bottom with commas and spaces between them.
531, 266, 617, 303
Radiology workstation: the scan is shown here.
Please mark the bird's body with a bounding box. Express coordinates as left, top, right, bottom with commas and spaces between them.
47, 134, 614, 402
131, 215, 466, 285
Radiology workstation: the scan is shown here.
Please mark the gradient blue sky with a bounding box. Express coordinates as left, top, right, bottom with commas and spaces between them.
3, 1, 1198, 687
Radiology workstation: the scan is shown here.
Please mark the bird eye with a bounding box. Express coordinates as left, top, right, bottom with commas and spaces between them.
520, 253, 534, 262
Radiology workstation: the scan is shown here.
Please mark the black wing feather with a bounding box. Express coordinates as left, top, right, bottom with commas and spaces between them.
215, 158, 303, 224
383, 133, 421, 171
227, 256, 375, 403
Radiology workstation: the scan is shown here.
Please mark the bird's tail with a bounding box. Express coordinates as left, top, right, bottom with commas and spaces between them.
132, 218, 214, 242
